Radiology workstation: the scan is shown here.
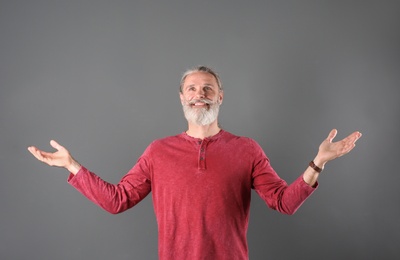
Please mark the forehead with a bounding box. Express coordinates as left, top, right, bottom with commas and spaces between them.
183, 71, 218, 86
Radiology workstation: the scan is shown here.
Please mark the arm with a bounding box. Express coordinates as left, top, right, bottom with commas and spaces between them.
252, 129, 362, 215
27, 140, 151, 214
303, 129, 362, 186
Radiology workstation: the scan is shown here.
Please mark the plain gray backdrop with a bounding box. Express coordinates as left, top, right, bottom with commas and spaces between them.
1, 0, 399, 259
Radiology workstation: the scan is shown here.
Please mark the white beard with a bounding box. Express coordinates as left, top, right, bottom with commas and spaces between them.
182, 99, 220, 126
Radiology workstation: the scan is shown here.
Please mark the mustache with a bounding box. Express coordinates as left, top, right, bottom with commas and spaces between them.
187, 99, 213, 105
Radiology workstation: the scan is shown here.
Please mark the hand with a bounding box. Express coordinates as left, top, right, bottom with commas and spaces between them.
315, 129, 362, 167
28, 140, 81, 174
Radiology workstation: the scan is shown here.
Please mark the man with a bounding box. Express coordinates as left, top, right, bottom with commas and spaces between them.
28, 66, 362, 260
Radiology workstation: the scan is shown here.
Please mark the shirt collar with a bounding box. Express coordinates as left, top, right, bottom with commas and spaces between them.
179, 129, 225, 143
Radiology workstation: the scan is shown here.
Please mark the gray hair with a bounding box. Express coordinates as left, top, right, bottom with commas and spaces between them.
179, 66, 223, 93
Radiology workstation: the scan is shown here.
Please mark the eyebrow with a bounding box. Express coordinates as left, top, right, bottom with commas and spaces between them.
185, 83, 214, 88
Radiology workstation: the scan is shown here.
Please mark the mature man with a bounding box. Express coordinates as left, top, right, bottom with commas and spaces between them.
28, 66, 362, 260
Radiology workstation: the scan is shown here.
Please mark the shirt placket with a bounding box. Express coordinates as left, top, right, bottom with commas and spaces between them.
198, 140, 207, 170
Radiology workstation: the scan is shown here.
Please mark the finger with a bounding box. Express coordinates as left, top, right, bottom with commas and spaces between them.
344, 131, 362, 144
50, 140, 64, 151
355, 131, 362, 142
27, 146, 35, 153
28, 147, 46, 161
28, 146, 52, 159
327, 129, 337, 143
27, 146, 41, 157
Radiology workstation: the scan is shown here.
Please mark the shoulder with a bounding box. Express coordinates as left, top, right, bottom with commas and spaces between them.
219, 131, 265, 157
221, 130, 259, 146
145, 134, 185, 152
152, 134, 184, 145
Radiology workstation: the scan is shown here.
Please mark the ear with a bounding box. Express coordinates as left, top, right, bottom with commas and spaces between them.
218, 90, 224, 105
179, 92, 184, 105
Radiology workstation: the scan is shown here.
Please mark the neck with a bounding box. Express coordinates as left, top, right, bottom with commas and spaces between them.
186, 120, 221, 139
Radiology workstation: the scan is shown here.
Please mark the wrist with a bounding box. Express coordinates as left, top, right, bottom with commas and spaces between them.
66, 159, 81, 175
313, 154, 327, 167
312, 156, 326, 170
309, 160, 323, 173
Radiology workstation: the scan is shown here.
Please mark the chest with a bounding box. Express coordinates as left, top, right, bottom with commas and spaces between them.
149, 141, 254, 194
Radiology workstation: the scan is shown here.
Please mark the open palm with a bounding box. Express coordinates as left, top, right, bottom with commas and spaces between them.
318, 129, 362, 163
28, 140, 72, 168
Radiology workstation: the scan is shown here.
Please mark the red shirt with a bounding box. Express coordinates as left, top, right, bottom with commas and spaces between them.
68, 130, 317, 259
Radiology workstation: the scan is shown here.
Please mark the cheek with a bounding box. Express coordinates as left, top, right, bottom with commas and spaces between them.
180, 95, 190, 105
182, 93, 194, 102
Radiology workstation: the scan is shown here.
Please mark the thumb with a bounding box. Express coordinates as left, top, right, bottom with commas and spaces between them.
327, 129, 338, 143
50, 140, 64, 151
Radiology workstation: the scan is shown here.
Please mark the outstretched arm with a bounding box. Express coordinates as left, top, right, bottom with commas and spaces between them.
303, 129, 362, 186
28, 140, 81, 175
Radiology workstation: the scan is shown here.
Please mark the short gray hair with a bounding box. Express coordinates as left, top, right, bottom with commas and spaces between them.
179, 66, 223, 93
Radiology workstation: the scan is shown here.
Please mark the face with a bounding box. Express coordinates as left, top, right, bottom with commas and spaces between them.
180, 71, 224, 126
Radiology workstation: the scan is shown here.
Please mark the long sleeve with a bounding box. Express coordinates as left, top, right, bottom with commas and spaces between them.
251, 140, 317, 215
68, 157, 152, 214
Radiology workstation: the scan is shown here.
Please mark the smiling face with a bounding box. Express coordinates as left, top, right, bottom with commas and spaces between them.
180, 71, 224, 126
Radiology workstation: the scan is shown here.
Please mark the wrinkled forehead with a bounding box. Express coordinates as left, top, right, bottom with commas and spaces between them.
182, 72, 218, 87
180, 68, 223, 92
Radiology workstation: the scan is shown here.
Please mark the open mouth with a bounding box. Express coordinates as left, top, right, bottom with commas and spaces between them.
188, 99, 211, 108
191, 102, 209, 107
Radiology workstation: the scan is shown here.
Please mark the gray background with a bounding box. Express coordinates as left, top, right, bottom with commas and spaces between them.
1, 0, 399, 259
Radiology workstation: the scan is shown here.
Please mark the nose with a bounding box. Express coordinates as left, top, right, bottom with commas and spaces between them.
195, 88, 205, 99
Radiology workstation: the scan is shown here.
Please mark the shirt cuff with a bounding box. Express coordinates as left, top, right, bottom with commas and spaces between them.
67, 166, 86, 183
300, 175, 319, 189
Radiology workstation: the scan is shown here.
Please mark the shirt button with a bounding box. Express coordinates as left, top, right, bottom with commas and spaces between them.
200, 157, 204, 160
